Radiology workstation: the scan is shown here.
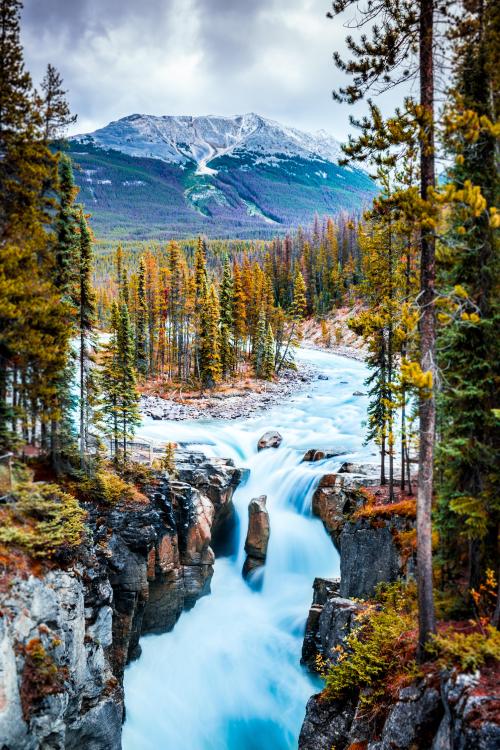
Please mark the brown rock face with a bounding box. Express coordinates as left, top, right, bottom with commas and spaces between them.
0, 449, 246, 750
257, 431, 283, 451
242, 496, 270, 580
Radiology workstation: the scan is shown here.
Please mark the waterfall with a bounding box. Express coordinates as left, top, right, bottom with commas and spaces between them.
122, 349, 371, 750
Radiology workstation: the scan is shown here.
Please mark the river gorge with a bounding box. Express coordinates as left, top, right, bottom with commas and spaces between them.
122, 349, 372, 749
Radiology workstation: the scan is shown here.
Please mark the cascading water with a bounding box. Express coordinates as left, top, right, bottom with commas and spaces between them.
122, 349, 372, 750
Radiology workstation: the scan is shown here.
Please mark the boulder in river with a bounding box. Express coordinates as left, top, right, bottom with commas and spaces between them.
243, 496, 270, 581
257, 430, 283, 451
302, 449, 346, 462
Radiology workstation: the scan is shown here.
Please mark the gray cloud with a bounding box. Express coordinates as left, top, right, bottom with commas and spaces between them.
21, 0, 404, 141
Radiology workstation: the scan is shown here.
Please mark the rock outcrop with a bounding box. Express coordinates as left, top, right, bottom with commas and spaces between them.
298, 581, 500, 750
0, 450, 244, 749
301, 578, 363, 671
257, 431, 283, 451
299, 670, 500, 750
242, 496, 270, 581
311, 470, 416, 599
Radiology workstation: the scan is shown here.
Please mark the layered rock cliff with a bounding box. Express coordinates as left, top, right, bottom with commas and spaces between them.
0, 450, 245, 749
299, 462, 499, 750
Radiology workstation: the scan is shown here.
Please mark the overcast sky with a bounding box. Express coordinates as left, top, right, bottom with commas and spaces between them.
21, 0, 407, 142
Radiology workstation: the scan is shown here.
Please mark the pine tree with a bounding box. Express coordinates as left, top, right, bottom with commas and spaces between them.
232, 261, 246, 370
262, 324, 275, 380
116, 303, 141, 461
219, 256, 234, 377
276, 268, 307, 372
135, 256, 148, 376
199, 283, 221, 389
99, 302, 121, 458
436, 0, 500, 596
40, 63, 76, 141
50, 153, 78, 468
77, 208, 96, 467
0, 0, 55, 451
253, 308, 266, 377
162, 441, 178, 477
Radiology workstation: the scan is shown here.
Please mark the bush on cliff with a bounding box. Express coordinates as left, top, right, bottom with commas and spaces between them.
321, 583, 419, 713
76, 462, 149, 505
0, 483, 86, 559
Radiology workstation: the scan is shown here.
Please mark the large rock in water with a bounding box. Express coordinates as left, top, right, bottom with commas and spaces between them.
257, 431, 283, 451
242, 496, 270, 579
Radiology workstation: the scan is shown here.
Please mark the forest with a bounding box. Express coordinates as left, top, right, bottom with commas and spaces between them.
0, 0, 498, 748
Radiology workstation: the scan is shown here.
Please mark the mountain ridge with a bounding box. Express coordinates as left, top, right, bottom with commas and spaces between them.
68, 113, 376, 240
71, 112, 344, 172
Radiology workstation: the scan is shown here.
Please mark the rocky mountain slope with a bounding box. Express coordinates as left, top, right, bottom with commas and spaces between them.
68, 113, 376, 239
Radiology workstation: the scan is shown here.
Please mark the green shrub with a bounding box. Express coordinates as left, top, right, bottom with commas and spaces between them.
427, 626, 500, 672
322, 584, 419, 710
93, 470, 135, 505
120, 460, 155, 488
0, 483, 86, 559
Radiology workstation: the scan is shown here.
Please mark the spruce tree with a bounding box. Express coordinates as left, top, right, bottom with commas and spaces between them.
117, 303, 141, 461
199, 283, 221, 389
232, 261, 246, 370
253, 308, 266, 377
436, 0, 499, 594
99, 302, 121, 458
40, 63, 76, 141
77, 208, 96, 467
219, 256, 234, 377
262, 324, 275, 381
135, 256, 148, 377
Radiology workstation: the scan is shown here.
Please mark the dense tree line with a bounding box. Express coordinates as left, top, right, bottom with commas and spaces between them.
329, 0, 499, 648
91, 216, 362, 390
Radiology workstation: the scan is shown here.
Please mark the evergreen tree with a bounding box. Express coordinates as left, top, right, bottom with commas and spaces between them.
219, 256, 234, 377
232, 261, 246, 370
50, 153, 78, 469
116, 302, 141, 461
135, 256, 148, 376
77, 208, 96, 467
436, 0, 500, 596
253, 308, 266, 377
99, 302, 121, 458
262, 324, 275, 380
40, 63, 76, 141
199, 283, 221, 388
276, 268, 307, 372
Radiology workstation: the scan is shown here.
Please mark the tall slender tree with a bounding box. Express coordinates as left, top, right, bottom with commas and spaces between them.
77, 208, 96, 467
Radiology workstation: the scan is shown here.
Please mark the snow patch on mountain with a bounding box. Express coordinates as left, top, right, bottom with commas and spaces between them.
72, 113, 344, 172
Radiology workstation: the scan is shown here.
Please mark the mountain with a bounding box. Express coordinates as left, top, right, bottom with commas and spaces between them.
68, 113, 377, 240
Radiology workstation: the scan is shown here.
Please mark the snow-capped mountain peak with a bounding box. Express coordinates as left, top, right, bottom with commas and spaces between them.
72, 113, 343, 173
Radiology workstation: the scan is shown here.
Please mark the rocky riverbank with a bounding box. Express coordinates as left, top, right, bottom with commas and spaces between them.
141, 363, 316, 421
0, 450, 246, 749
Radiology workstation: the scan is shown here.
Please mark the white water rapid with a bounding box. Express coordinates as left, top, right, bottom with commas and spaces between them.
122, 349, 373, 750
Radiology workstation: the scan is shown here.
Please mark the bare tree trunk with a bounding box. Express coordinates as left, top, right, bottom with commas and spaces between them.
417, 0, 437, 660
387, 222, 395, 502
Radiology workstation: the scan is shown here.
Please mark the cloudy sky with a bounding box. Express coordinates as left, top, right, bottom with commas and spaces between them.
22, 0, 403, 142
